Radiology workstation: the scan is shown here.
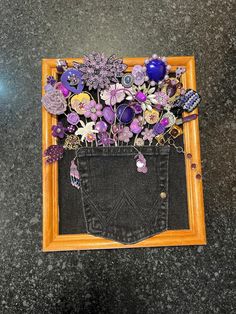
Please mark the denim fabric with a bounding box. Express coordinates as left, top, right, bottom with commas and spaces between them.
77, 145, 170, 244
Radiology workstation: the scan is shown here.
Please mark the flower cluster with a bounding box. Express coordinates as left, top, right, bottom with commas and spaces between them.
42, 53, 201, 166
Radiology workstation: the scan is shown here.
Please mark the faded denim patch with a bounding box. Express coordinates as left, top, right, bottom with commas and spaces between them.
77, 145, 170, 244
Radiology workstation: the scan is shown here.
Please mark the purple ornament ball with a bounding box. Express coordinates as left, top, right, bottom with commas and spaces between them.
116, 103, 135, 124
95, 120, 108, 133
146, 59, 167, 82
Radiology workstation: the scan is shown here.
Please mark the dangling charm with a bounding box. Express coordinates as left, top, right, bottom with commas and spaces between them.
70, 159, 80, 189
135, 153, 148, 174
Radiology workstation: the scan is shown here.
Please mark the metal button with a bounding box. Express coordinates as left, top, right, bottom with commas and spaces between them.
160, 192, 167, 199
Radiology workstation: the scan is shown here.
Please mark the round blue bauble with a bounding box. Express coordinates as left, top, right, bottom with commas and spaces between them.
146, 59, 166, 82
61, 68, 84, 94
116, 103, 135, 124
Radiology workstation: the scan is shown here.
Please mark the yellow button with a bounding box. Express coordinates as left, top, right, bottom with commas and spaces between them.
160, 192, 167, 199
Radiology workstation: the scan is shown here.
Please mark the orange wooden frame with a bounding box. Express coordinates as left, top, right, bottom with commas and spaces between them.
42, 56, 206, 252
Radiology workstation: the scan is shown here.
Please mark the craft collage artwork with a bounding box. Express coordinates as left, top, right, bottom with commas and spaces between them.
42, 53, 206, 251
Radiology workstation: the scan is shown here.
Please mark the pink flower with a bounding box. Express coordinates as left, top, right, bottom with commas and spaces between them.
84, 100, 103, 121
141, 128, 155, 143
100, 83, 126, 106
118, 126, 133, 143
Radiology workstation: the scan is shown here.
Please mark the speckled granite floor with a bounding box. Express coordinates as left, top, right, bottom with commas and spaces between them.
0, 0, 235, 313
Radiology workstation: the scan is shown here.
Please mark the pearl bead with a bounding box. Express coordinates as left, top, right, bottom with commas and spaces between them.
164, 75, 169, 80
150, 80, 156, 86
144, 59, 149, 64
152, 54, 157, 59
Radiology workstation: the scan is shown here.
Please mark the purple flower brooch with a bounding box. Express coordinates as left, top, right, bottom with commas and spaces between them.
42, 52, 202, 189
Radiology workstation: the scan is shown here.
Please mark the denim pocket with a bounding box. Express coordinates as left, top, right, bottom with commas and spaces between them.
77, 145, 170, 244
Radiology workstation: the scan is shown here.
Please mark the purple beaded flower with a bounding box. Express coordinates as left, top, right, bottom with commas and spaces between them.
97, 132, 115, 146
42, 90, 67, 115
76, 52, 127, 90
67, 124, 76, 133
51, 122, 66, 138
141, 128, 155, 143
118, 126, 133, 143
84, 100, 103, 121
44, 145, 64, 163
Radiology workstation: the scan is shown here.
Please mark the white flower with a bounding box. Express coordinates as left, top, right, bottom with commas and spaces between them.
100, 83, 126, 106
126, 84, 158, 111
75, 121, 98, 142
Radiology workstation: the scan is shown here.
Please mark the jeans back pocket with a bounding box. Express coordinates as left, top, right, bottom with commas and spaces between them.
78, 145, 170, 244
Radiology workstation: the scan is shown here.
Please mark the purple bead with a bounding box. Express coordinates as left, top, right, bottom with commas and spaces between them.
153, 122, 165, 135
146, 59, 166, 82
103, 106, 115, 124
182, 114, 198, 123
135, 91, 147, 102
160, 117, 169, 126
116, 104, 135, 124
95, 120, 108, 132
67, 124, 76, 133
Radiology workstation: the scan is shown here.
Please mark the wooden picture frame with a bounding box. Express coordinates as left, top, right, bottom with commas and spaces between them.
42, 56, 206, 252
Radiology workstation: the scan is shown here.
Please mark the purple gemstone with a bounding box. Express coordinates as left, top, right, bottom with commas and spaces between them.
146, 59, 166, 82
160, 117, 169, 126
95, 120, 108, 132
135, 91, 147, 102
116, 104, 135, 124
103, 106, 115, 124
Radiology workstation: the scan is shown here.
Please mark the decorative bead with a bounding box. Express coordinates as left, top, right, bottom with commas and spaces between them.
160, 192, 167, 199
187, 153, 192, 159
135, 91, 147, 102
146, 59, 167, 82
196, 173, 202, 180
95, 121, 108, 133
116, 104, 135, 124
160, 117, 169, 127
191, 163, 197, 169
